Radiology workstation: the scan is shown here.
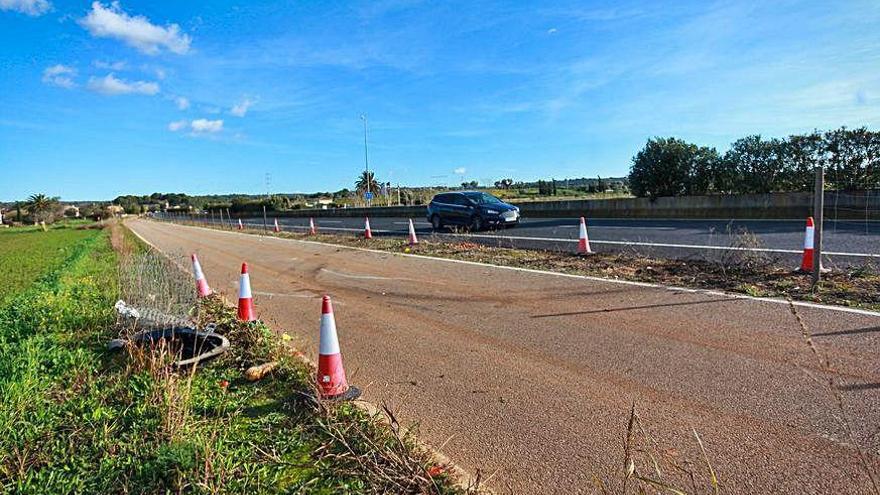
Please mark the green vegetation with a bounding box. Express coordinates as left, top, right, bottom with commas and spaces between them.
629, 126, 880, 198
0, 226, 95, 303
0, 224, 462, 494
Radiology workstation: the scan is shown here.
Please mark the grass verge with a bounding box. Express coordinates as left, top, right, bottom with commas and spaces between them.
0, 222, 467, 494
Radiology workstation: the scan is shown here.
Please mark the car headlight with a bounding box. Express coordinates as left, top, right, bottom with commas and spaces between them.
486, 209, 499, 215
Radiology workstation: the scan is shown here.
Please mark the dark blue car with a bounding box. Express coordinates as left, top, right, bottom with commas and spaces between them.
426, 191, 520, 231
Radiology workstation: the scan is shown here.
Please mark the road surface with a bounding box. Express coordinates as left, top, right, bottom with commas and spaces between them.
174, 214, 880, 267
129, 219, 880, 494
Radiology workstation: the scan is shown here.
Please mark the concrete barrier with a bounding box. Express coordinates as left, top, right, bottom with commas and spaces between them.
232, 190, 880, 221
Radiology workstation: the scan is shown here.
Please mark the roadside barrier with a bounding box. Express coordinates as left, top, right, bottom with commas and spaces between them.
309, 217, 317, 235
237, 218, 243, 230
237, 262, 256, 322
408, 219, 419, 245
317, 295, 360, 400
578, 216, 592, 255
274, 218, 281, 232
191, 253, 212, 298
364, 217, 373, 239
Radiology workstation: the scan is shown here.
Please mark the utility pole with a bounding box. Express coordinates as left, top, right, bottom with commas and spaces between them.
361, 114, 371, 206
262, 205, 268, 233
812, 166, 824, 287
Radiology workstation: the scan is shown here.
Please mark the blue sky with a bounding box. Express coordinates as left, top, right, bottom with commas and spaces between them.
1, 0, 878, 200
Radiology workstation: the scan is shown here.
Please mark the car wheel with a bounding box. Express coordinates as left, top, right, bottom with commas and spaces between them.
431, 214, 443, 231
470, 215, 483, 232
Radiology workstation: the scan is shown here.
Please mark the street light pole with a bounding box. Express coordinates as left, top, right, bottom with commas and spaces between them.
360, 114, 370, 206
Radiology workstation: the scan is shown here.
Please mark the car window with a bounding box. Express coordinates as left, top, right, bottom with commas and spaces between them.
433, 194, 450, 204
452, 194, 471, 206
463, 192, 502, 204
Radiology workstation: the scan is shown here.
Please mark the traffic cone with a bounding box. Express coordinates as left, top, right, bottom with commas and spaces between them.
317, 295, 360, 400
273, 218, 281, 233
577, 216, 592, 255
309, 217, 317, 235
237, 262, 256, 322
237, 218, 243, 230
191, 254, 212, 298
798, 217, 827, 272
407, 219, 419, 245
364, 217, 373, 239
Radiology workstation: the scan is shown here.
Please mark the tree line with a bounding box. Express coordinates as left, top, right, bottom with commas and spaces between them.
628, 127, 880, 198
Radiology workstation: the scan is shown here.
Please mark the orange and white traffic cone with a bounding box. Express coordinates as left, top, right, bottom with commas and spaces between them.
798, 216, 827, 272
237, 262, 256, 322
273, 218, 281, 233
407, 219, 419, 245
309, 217, 317, 235
577, 216, 592, 255
191, 254, 212, 298
317, 295, 360, 400
237, 218, 243, 230
364, 217, 373, 239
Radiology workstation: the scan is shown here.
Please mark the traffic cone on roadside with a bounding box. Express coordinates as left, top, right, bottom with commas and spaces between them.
364, 217, 373, 239
191, 254, 212, 298
407, 219, 419, 245
237, 218, 243, 230
798, 217, 827, 272
274, 218, 281, 233
577, 216, 593, 255
237, 262, 256, 322
317, 295, 360, 400
309, 217, 317, 235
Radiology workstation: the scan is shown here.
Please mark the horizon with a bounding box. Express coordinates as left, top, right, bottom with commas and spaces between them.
2, 0, 878, 202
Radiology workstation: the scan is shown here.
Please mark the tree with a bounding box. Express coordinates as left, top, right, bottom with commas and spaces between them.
722, 135, 788, 194
628, 138, 719, 198
494, 178, 513, 189
355, 171, 379, 195
25, 193, 60, 223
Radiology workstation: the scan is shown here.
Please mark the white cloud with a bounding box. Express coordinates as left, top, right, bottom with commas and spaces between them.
168, 118, 223, 134
93, 60, 126, 70
191, 118, 223, 133
453, 167, 467, 175
230, 97, 255, 117
0, 0, 51, 16
167, 120, 187, 131
87, 73, 159, 95
42, 64, 76, 88
547, 28, 558, 34
175, 96, 190, 110
79, 1, 191, 55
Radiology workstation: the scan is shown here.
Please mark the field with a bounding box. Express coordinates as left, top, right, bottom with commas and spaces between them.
0, 223, 463, 494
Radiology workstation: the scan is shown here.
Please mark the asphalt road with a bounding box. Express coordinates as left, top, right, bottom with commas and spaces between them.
182, 214, 880, 267
130, 219, 880, 494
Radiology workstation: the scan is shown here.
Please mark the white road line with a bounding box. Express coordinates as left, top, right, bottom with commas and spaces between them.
156, 221, 880, 317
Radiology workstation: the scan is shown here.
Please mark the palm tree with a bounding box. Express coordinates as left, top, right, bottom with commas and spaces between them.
25, 193, 59, 223
355, 171, 379, 195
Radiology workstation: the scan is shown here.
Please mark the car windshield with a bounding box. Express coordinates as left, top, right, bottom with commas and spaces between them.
463, 192, 502, 205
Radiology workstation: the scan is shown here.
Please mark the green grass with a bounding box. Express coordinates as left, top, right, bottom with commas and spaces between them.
0, 225, 460, 494
0, 227, 97, 303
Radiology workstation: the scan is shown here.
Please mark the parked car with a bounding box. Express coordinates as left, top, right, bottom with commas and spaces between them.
426, 191, 520, 231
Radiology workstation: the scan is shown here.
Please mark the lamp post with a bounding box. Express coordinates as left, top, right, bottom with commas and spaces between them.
360, 114, 371, 206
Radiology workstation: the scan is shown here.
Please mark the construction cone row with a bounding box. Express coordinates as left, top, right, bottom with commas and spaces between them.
273, 218, 281, 233
317, 295, 360, 400
309, 217, 317, 235
191, 254, 212, 298
364, 217, 373, 239
407, 218, 419, 245
577, 216, 592, 255
237, 262, 256, 321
